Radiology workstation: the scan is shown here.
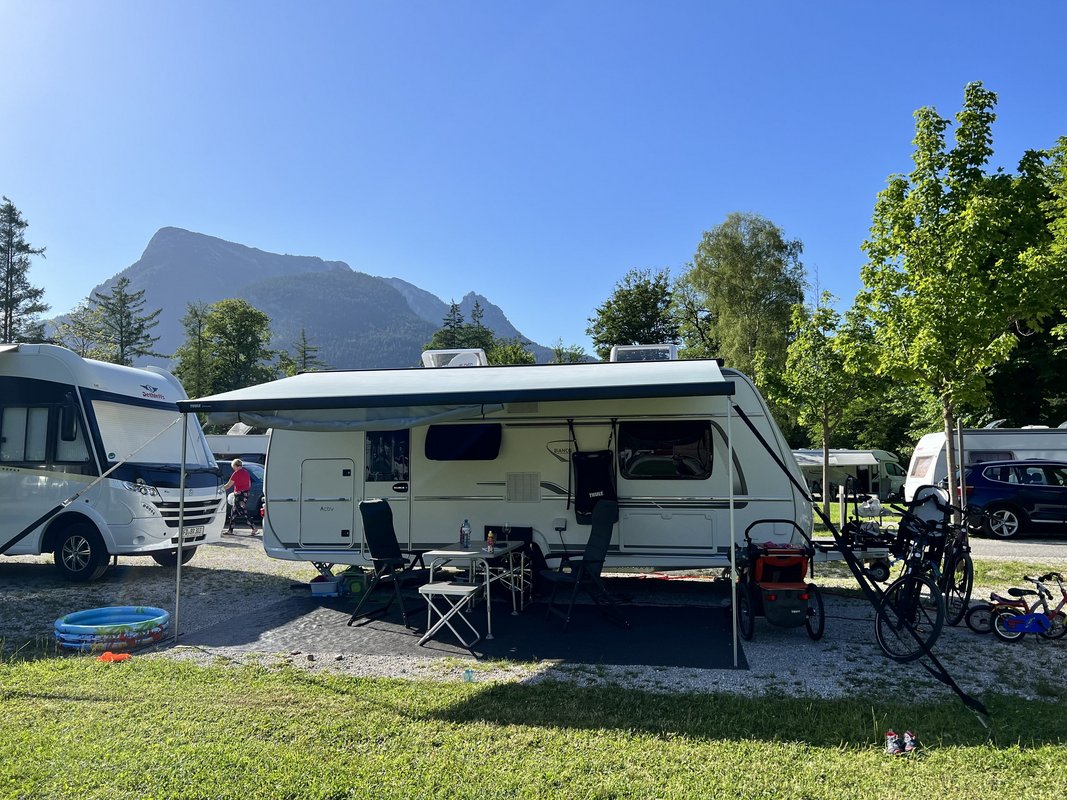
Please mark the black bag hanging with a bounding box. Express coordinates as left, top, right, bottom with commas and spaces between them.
568, 420, 617, 525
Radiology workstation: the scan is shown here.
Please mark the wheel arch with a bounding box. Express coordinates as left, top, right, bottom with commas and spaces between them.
42, 510, 115, 555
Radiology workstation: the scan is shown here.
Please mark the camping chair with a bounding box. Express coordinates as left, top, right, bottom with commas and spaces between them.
540, 499, 630, 632
347, 499, 431, 628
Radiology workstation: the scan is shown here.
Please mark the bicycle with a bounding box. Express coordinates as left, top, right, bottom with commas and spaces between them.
990, 572, 1067, 642
873, 502, 948, 662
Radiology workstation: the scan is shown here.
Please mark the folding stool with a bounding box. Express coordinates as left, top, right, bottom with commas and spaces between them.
418, 582, 483, 647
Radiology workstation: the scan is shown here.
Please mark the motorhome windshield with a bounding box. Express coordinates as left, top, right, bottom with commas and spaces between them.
92, 400, 213, 467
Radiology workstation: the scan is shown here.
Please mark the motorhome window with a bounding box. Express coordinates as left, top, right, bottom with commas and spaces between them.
0, 406, 48, 462
618, 421, 712, 480
969, 450, 1014, 464
92, 400, 213, 466
909, 455, 933, 477
366, 430, 409, 481
55, 409, 90, 463
425, 424, 502, 461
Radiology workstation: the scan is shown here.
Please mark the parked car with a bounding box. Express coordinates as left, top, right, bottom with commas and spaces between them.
963, 459, 1067, 539
216, 460, 265, 525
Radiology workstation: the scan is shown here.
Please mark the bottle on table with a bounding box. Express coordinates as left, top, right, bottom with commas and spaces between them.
460, 519, 472, 548
486, 530, 495, 553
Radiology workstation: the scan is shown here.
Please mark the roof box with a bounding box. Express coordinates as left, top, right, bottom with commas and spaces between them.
609, 344, 678, 362
420, 349, 490, 368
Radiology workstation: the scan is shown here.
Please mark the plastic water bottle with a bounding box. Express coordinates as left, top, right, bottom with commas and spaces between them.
460, 519, 471, 548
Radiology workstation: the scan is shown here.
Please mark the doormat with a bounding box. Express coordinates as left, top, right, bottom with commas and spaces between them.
475, 603, 747, 670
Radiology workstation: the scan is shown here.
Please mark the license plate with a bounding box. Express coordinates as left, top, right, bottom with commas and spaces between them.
182, 526, 204, 536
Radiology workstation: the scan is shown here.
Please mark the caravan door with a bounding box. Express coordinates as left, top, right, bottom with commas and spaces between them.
298, 459, 358, 548
363, 430, 412, 549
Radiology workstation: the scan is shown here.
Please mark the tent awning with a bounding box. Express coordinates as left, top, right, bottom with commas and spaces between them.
178, 359, 735, 432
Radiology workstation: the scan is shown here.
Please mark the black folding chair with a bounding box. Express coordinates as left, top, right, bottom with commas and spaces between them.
347, 499, 430, 628
540, 499, 630, 632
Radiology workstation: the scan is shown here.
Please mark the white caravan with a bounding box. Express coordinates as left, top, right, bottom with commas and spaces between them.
180, 351, 812, 572
0, 344, 225, 580
793, 449, 905, 500
905, 425, 1067, 501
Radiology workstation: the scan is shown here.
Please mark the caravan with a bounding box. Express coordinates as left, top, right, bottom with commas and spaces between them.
793, 449, 905, 500
905, 425, 1067, 501
180, 349, 812, 573
0, 344, 225, 580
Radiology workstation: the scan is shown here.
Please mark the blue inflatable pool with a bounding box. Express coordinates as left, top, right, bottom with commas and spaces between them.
54, 606, 170, 652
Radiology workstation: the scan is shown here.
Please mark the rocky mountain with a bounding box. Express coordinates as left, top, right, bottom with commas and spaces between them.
75, 227, 550, 369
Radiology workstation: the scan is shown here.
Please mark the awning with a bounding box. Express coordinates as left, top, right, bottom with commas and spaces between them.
793, 450, 879, 467
177, 359, 735, 433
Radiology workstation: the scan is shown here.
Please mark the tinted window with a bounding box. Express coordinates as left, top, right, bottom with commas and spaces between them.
970, 450, 1014, 464
425, 424, 502, 461
618, 421, 712, 480
366, 430, 409, 482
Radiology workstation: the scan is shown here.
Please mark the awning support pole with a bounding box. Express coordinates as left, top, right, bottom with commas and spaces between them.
174, 413, 189, 641
728, 400, 737, 669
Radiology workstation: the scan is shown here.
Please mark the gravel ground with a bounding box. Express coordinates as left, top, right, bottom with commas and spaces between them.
3, 531, 1066, 703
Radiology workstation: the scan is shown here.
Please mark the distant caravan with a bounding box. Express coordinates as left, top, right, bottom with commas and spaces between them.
0, 344, 225, 580
180, 347, 812, 574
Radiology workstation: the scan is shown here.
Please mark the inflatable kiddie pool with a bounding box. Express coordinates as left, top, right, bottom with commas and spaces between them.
54, 606, 170, 652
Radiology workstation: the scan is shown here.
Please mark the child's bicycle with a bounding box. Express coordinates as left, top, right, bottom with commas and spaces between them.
973, 572, 1067, 642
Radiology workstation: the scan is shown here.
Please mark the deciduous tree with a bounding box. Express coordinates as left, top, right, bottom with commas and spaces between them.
586, 268, 678, 360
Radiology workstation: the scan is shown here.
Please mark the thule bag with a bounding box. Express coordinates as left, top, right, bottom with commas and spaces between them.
571, 449, 617, 525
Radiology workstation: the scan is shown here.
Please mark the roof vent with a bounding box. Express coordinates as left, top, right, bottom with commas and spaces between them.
421, 349, 490, 368
608, 344, 678, 362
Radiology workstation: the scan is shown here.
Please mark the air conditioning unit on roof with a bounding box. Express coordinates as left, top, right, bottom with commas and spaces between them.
420, 349, 490, 368
608, 344, 678, 362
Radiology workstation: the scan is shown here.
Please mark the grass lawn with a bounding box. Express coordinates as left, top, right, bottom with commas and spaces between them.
1, 658, 1065, 799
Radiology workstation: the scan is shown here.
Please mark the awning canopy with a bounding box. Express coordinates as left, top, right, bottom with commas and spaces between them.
178, 359, 735, 432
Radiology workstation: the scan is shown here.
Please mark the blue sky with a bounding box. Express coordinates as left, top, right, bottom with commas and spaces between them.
2, 1, 1066, 353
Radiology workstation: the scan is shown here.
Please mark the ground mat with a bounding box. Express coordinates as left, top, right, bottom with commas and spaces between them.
170, 593, 746, 670
475, 603, 746, 670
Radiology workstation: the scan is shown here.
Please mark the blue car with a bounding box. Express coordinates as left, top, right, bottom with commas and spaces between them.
963, 459, 1067, 539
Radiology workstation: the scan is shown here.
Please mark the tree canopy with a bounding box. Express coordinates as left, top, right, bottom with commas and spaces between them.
173, 299, 277, 398
0, 197, 48, 343
89, 277, 163, 365
585, 268, 678, 360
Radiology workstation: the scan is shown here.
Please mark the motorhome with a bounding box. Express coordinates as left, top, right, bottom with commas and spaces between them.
0, 344, 225, 580
793, 449, 905, 500
179, 348, 812, 573
905, 425, 1067, 501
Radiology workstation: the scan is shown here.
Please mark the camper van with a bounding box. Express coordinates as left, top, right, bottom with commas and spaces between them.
905, 425, 1067, 501
0, 344, 225, 580
793, 449, 905, 500
180, 349, 812, 573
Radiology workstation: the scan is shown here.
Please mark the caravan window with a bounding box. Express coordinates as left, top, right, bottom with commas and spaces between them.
969, 450, 1014, 464
425, 424, 502, 461
366, 430, 409, 482
909, 455, 933, 477
618, 421, 712, 480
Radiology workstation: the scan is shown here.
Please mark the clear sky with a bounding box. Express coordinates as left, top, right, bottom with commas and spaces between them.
2, 1, 1065, 352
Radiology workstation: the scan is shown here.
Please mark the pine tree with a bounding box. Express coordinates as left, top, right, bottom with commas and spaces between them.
90, 276, 163, 365
0, 197, 49, 342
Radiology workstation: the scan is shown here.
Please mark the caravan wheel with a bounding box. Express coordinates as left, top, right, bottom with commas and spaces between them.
54, 524, 109, 582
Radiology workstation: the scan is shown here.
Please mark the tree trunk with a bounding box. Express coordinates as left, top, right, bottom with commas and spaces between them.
942, 401, 960, 523
821, 429, 831, 518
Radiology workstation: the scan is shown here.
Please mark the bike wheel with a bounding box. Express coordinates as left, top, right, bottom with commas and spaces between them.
943, 552, 974, 627
991, 607, 1027, 642
736, 582, 755, 641
964, 602, 994, 635
805, 584, 825, 641
875, 573, 946, 662
1039, 610, 1067, 640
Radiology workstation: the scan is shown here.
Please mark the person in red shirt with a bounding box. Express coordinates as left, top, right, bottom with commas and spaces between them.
222, 458, 258, 535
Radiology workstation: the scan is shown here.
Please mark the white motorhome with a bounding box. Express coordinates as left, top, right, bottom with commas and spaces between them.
905, 425, 1067, 501
180, 349, 811, 572
793, 449, 905, 500
0, 344, 225, 580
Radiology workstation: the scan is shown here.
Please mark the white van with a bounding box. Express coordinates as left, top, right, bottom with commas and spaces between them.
180, 349, 812, 573
905, 426, 1067, 501
0, 344, 225, 580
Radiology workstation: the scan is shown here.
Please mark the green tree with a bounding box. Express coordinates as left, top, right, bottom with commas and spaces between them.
779, 293, 862, 513
677, 212, 805, 378
172, 302, 213, 398
90, 276, 163, 365
0, 197, 49, 342
277, 328, 330, 377
203, 299, 277, 393
551, 339, 587, 363
487, 337, 535, 365
586, 268, 678, 360
859, 82, 1061, 506
426, 302, 494, 352
53, 300, 103, 359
